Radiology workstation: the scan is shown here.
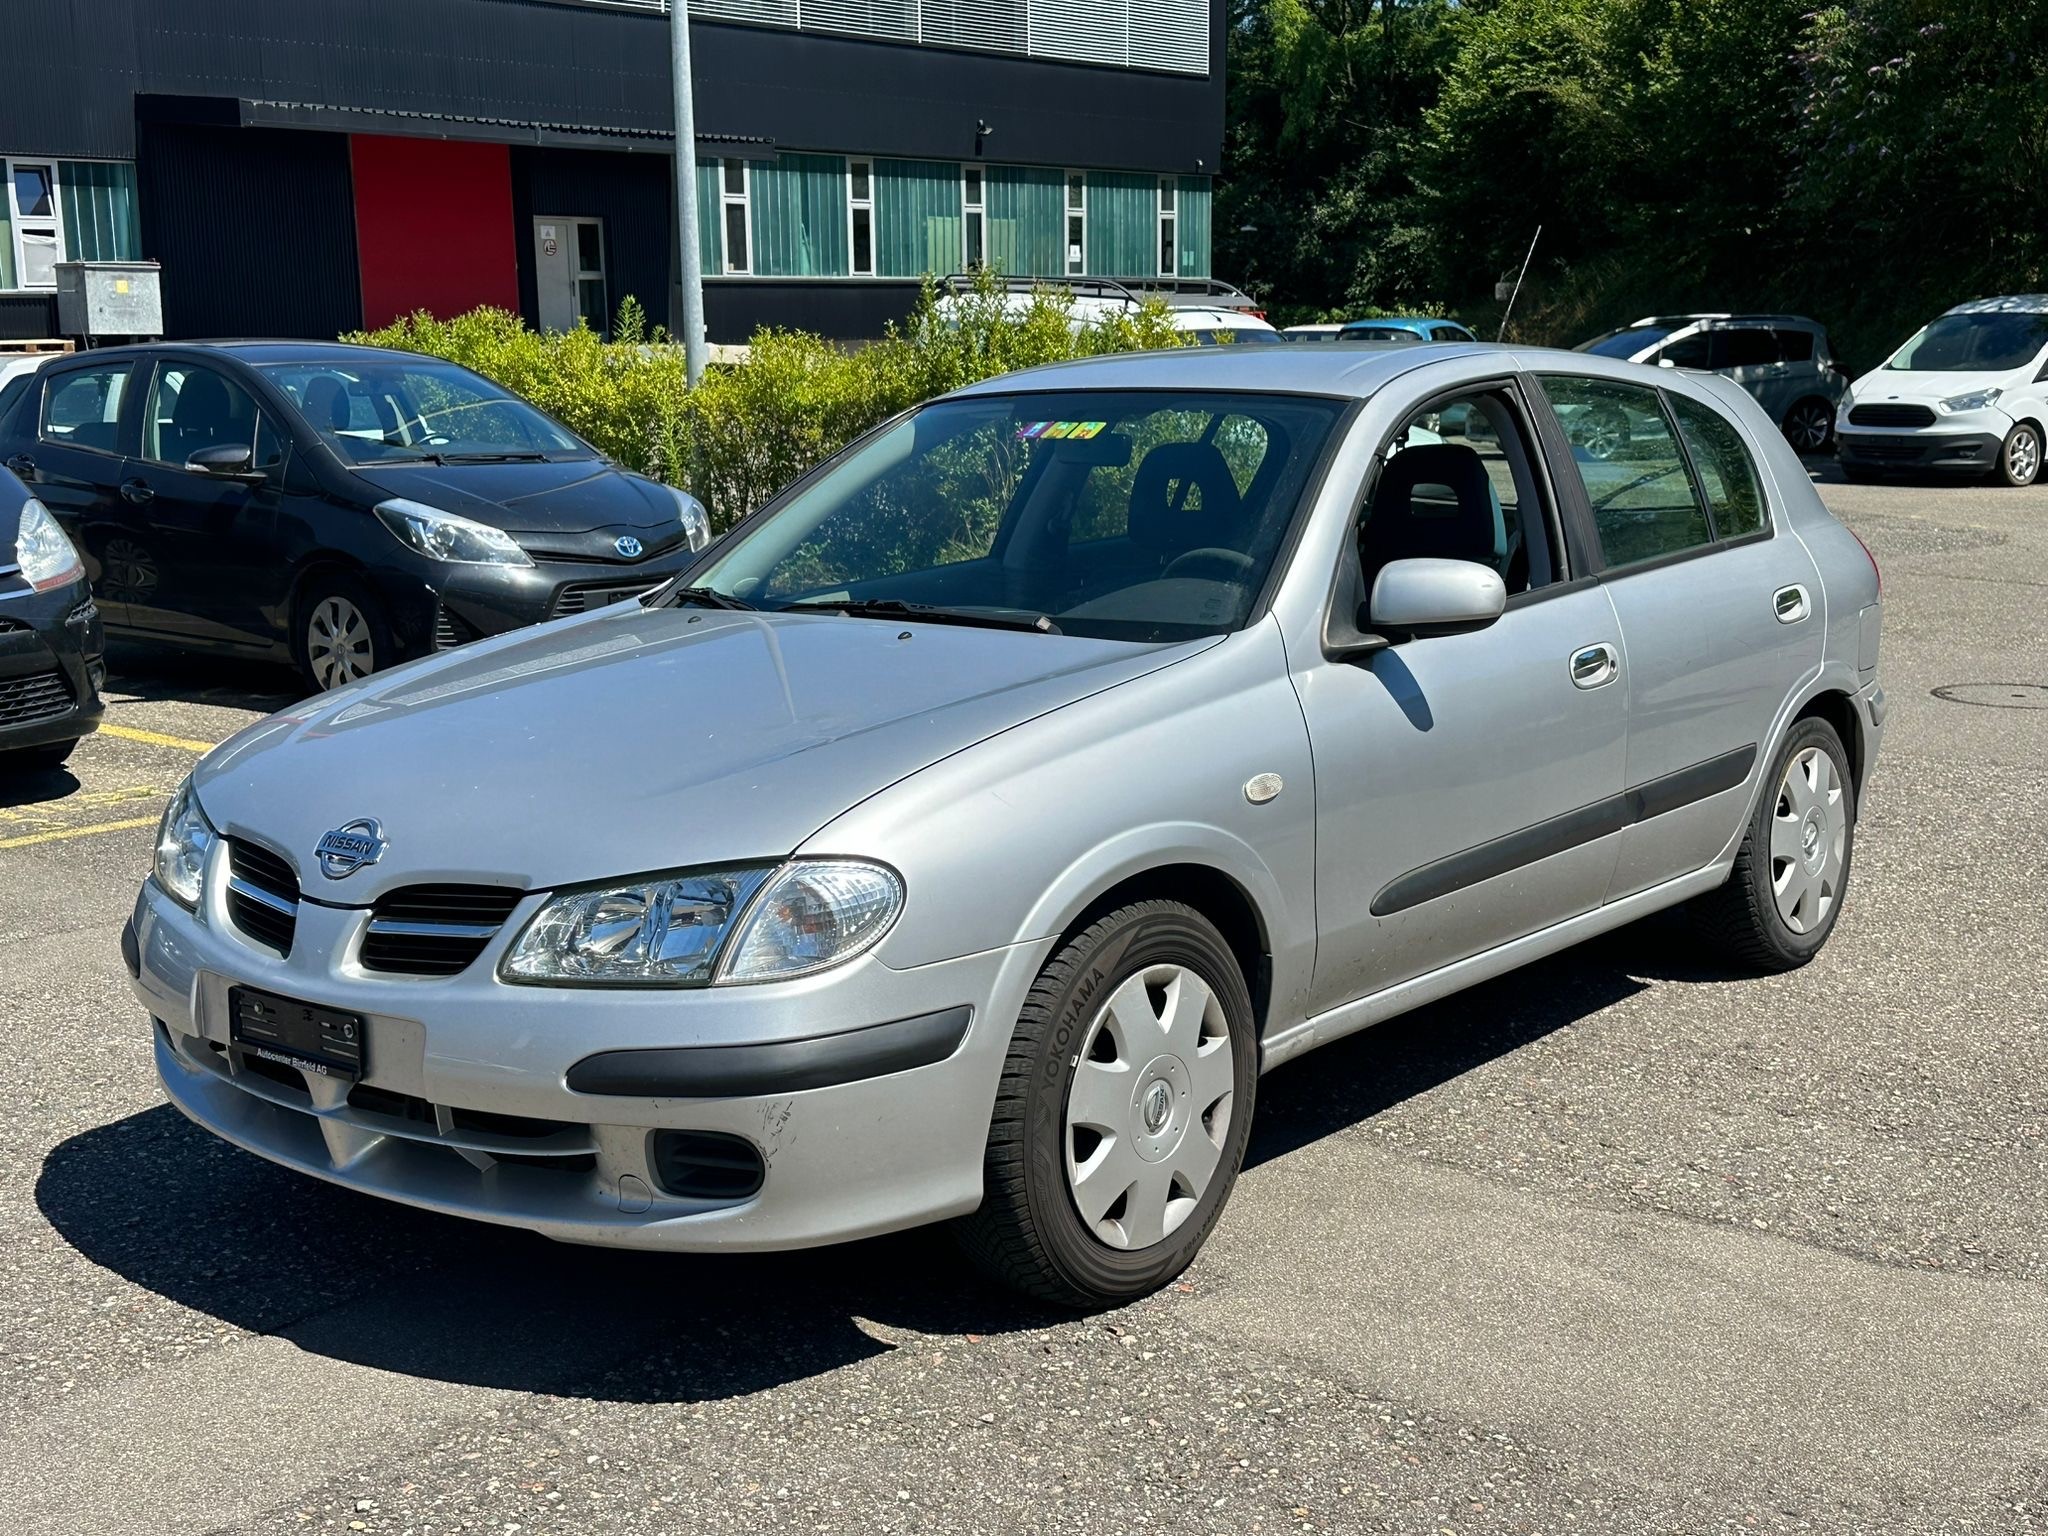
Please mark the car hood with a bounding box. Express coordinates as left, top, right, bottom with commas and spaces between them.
1848, 367, 2024, 405
348, 459, 676, 538
193, 606, 1209, 900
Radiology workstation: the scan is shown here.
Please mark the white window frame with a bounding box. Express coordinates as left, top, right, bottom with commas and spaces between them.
847, 157, 874, 277
1157, 176, 1177, 278
961, 163, 985, 270
4, 156, 66, 293
1064, 170, 1086, 277
720, 159, 753, 276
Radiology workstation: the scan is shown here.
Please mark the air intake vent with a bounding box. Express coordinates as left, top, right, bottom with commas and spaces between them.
0, 670, 73, 727
360, 884, 525, 976
225, 839, 299, 956
650, 1130, 766, 1200
1849, 403, 1937, 429
549, 580, 657, 618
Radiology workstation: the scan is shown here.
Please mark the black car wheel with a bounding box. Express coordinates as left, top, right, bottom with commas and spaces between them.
296, 574, 391, 692
1781, 398, 1835, 456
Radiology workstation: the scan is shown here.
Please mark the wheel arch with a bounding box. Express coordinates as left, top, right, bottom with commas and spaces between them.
1790, 685, 1866, 798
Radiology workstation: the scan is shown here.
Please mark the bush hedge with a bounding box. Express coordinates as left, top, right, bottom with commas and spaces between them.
347, 276, 1192, 531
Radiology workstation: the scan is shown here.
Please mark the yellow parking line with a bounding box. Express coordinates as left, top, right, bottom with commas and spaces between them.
100, 723, 221, 753
0, 816, 160, 850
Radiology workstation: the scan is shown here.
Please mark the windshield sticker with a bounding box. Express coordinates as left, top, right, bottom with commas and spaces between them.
1017, 420, 1108, 441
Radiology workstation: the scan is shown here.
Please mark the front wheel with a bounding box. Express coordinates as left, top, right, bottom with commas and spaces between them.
1995, 422, 2043, 487
1690, 717, 1856, 971
956, 900, 1257, 1307
296, 575, 391, 693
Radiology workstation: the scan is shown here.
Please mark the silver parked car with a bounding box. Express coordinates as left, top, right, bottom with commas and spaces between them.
131, 344, 1885, 1306
1577, 314, 1850, 456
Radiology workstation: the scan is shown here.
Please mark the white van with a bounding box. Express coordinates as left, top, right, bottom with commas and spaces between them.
1836, 295, 2048, 486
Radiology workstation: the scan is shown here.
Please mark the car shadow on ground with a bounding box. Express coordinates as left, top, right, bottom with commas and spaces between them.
103, 643, 303, 714
36, 913, 1741, 1404
0, 760, 86, 809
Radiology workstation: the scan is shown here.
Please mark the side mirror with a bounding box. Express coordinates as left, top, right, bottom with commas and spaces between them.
186, 443, 261, 480
1657, 357, 1677, 368
1369, 558, 1506, 637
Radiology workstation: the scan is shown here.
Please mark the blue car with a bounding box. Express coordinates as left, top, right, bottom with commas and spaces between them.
1338, 316, 1479, 344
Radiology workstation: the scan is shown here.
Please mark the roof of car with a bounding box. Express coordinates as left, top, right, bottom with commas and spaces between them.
1340, 317, 1468, 334
38, 340, 432, 366
1629, 313, 1823, 328
1945, 294, 2048, 315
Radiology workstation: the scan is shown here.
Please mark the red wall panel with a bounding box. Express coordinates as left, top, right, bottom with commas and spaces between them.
350, 136, 519, 329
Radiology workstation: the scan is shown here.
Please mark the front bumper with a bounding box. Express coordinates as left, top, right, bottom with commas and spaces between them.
373, 547, 698, 662
0, 578, 105, 753
1835, 426, 2003, 475
131, 876, 1049, 1251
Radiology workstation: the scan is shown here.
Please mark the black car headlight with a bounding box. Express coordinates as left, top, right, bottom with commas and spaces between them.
501, 859, 902, 987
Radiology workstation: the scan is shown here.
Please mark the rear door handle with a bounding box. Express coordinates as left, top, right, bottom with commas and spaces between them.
1773, 584, 1811, 624
120, 478, 155, 506
1570, 642, 1620, 690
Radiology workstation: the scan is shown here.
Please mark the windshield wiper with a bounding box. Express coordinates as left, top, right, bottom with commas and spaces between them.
665, 585, 758, 611
437, 451, 553, 464
789, 597, 1061, 634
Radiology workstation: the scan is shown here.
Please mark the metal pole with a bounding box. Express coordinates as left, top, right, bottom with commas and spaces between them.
1495, 224, 1541, 344
671, 0, 708, 387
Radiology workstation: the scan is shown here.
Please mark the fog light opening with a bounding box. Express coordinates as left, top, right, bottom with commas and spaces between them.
649, 1130, 765, 1200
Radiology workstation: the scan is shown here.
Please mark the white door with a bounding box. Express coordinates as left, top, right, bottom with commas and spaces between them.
532, 218, 608, 334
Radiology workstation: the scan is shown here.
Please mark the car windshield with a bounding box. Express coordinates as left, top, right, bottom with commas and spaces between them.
257, 358, 593, 465
1578, 326, 1671, 359
690, 390, 1347, 643
1885, 310, 2048, 372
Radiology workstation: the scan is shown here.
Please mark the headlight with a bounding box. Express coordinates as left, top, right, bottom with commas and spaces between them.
154, 778, 215, 909
13, 497, 82, 591
1937, 388, 2002, 414
501, 858, 901, 987
374, 498, 533, 566
669, 487, 713, 553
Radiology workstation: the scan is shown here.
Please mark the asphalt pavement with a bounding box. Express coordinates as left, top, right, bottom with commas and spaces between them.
1, 464, 2043, 1535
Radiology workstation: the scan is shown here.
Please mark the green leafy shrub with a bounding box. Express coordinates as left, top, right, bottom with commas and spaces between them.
346, 273, 1191, 531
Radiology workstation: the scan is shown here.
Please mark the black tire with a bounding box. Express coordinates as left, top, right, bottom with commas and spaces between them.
294, 573, 393, 693
1780, 397, 1835, 456
1993, 422, 2043, 488
3, 738, 79, 773
1690, 717, 1856, 972
955, 900, 1258, 1308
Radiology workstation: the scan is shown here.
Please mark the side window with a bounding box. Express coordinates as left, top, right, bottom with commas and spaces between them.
143, 364, 274, 470
1657, 333, 1714, 369
1541, 376, 1711, 570
1774, 328, 1816, 363
1720, 329, 1779, 367
40, 364, 131, 454
1669, 395, 1766, 539
1362, 390, 1559, 596
1430, 325, 1469, 343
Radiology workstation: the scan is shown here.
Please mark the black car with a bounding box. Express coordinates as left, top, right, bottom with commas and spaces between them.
0, 343, 710, 691
1, 464, 105, 770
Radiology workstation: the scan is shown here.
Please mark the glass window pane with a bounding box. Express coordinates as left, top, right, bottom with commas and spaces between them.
12, 165, 54, 218
1158, 180, 1175, 212
1378, 392, 1555, 593
722, 160, 746, 196
1669, 394, 1765, 539
1774, 328, 1815, 362
18, 228, 59, 288
41, 364, 130, 451
578, 279, 608, 329
142, 364, 262, 465
1658, 334, 1713, 368
850, 162, 870, 202
724, 203, 749, 271
575, 222, 603, 274
259, 359, 588, 465
962, 166, 983, 207
1159, 217, 1175, 275
1067, 214, 1084, 273
1542, 376, 1711, 569
965, 211, 983, 267
852, 208, 873, 275
1066, 172, 1084, 211
1721, 329, 1779, 367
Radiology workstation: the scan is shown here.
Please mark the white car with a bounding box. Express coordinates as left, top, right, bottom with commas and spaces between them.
1835, 295, 2048, 486
935, 278, 1282, 345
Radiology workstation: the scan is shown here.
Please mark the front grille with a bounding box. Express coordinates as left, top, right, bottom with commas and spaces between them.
530, 532, 684, 567
0, 669, 72, 727
360, 883, 525, 976
549, 580, 658, 619
434, 605, 481, 650
1850, 403, 1937, 428
225, 839, 299, 957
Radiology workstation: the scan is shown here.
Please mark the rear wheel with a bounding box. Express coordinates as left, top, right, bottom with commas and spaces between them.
1691, 717, 1855, 971
1995, 422, 2043, 487
956, 900, 1257, 1307
296, 575, 390, 692
1781, 398, 1835, 456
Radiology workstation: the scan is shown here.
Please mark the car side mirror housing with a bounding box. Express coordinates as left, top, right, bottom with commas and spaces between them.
1657, 357, 1677, 368
186, 443, 262, 481
1369, 558, 1507, 638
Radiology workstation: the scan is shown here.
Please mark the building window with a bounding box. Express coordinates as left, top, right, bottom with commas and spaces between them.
962, 165, 985, 269
572, 219, 608, 331
1157, 176, 1177, 277
1065, 171, 1086, 277
4, 159, 63, 290
848, 158, 874, 276
721, 159, 752, 275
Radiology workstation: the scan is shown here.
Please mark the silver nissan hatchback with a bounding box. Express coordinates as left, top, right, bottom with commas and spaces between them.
132, 344, 1885, 1306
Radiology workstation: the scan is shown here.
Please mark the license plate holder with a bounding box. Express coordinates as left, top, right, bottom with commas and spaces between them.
228, 986, 366, 1082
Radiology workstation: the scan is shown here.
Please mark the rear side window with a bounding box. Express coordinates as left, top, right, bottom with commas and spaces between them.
1774, 328, 1816, 363
1720, 329, 1779, 367
1658, 333, 1715, 369
1540, 376, 1711, 569
1669, 395, 1765, 538
40, 364, 131, 454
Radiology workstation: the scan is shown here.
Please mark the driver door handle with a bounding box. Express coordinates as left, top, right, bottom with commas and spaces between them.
4, 454, 32, 479
1570, 642, 1620, 690
120, 478, 156, 506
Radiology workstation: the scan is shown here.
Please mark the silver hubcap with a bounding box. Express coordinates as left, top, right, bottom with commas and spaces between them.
307, 596, 374, 690
1770, 746, 1847, 934
1064, 963, 1235, 1251
1788, 404, 1830, 452
2007, 428, 2041, 484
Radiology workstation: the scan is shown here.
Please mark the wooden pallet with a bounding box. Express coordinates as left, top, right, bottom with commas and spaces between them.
0, 338, 76, 356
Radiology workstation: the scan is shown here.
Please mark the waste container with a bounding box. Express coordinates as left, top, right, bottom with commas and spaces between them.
55, 261, 163, 341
